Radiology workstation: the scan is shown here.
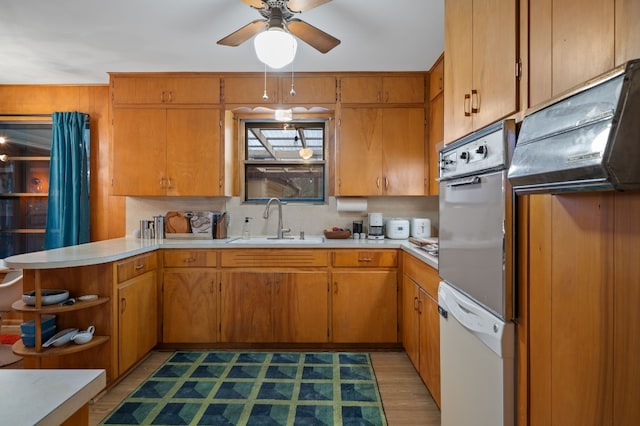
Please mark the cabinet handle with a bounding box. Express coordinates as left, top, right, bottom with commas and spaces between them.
384, 177, 389, 189
464, 94, 471, 116
358, 257, 373, 262
159, 177, 166, 188
333, 282, 338, 294
376, 177, 380, 189
413, 296, 419, 311
121, 297, 127, 314
418, 298, 423, 314
471, 89, 479, 113
160, 92, 165, 103
166, 178, 173, 189
135, 264, 144, 270
167, 91, 173, 103
183, 257, 196, 263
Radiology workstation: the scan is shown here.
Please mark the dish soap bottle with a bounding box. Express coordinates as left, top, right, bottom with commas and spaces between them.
242, 217, 252, 240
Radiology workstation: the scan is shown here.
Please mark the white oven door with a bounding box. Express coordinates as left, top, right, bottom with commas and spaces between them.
438, 169, 508, 318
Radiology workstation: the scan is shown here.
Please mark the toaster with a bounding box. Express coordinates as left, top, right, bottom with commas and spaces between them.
385, 218, 410, 239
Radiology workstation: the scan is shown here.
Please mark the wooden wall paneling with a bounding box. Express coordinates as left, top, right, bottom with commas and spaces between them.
613, 192, 640, 424
615, 0, 640, 65
550, 193, 614, 426
552, 0, 615, 95
528, 194, 553, 426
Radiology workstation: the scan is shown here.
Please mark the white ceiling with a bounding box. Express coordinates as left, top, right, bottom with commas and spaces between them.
0, 0, 444, 85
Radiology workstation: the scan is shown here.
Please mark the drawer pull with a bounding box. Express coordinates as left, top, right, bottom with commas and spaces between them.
135, 264, 145, 270
358, 258, 373, 262
184, 257, 196, 263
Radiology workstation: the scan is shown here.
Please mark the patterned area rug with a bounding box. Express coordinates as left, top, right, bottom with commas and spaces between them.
101, 351, 387, 425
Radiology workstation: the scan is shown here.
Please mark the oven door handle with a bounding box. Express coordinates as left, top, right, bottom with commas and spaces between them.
449, 176, 481, 187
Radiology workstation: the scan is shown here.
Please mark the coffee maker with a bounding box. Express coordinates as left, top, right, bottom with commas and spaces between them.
367, 212, 384, 240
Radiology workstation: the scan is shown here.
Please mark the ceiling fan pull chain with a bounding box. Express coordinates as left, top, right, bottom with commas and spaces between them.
290, 57, 296, 97
262, 63, 269, 101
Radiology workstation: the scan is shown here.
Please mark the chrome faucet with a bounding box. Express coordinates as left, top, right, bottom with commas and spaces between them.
263, 198, 291, 239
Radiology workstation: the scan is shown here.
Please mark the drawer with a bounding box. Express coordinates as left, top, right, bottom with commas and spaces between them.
220, 249, 329, 268
403, 251, 439, 297
163, 249, 217, 267
117, 252, 157, 283
332, 250, 398, 267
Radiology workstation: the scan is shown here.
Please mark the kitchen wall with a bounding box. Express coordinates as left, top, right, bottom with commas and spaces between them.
126, 195, 439, 239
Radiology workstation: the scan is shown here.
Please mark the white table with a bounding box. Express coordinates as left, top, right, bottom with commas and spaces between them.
0, 369, 105, 425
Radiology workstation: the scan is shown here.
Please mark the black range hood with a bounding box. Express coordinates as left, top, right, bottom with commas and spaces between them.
508, 59, 640, 194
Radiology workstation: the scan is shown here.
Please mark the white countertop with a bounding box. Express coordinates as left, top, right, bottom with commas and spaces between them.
0, 369, 105, 426
4, 236, 438, 271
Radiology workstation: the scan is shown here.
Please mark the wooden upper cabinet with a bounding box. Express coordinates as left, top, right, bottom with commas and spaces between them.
222, 75, 336, 105
222, 76, 279, 104
444, 0, 518, 143
280, 75, 336, 104
336, 107, 425, 196
339, 75, 425, 104
615, 0, 640, 66
429, 54, 445, 100
111, 75, 220, 105
111, 107, 222, 196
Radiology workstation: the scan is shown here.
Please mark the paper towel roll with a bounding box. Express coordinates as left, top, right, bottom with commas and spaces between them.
336, 197, 368, 212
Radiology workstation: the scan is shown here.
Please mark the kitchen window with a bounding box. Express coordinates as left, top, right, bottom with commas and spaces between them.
243, 120, 327, 203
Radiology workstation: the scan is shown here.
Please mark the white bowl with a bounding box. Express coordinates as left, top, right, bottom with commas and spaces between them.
22, 289, 69, 306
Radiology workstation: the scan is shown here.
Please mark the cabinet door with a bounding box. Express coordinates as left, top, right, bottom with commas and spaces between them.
118, 271, 158, 375
339, 76, 382, 103
382, 107, 426, 195
165, 108, 222, 196
615, 0, 640, 65
274, 272, 328, 342
222, 76, 279, 104
332, 270, 397, 343
429, 56, 445, 101
111, 108, 167, 195
444, 0, 473, 143
383, 76, 425, 103
163, 269, 217, 343
336, 108, 383, 196
428, 92, 444, 195
552, 0, 614, 95
471, 0, 518, 131
281, 76, 336, 104
402, 276, 420, 368
111, 76, 220, 104
220, 272, 273, 342
419, 289, 441, 407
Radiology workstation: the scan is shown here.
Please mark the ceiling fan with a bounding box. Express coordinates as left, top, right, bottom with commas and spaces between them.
217, 0, 341, 54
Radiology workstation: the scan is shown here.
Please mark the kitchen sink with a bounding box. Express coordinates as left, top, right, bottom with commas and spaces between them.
227, 236, 325, 245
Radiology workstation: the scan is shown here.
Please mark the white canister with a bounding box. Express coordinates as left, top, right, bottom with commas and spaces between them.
410, 218, 431, 238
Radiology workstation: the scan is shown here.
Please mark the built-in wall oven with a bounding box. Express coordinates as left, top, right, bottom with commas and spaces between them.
437, 119, 516, 426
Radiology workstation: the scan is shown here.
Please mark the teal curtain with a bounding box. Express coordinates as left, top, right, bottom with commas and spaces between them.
44, 112, 90, 249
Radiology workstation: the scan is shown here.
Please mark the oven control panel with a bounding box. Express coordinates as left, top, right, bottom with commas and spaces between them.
439, 122, 512, 179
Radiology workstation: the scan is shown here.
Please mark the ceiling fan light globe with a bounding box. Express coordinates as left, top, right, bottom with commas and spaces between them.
299, 147, 313, 160
254, 28, 297, 69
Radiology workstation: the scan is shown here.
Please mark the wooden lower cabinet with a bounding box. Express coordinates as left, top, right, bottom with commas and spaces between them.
402, 253, 441, 406
331, 270, 398, 343
162, 269, 218, 343
118, 270, 158, 375
220, 271, 329, 343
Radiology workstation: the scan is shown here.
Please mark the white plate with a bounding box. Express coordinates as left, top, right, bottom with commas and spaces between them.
78, 294, 98, 301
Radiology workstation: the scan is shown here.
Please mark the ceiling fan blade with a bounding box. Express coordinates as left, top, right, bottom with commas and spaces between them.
287, 19, 340, 53
217, 19, 268, 46
241, 0, 266, 9
286, 0, 332, 13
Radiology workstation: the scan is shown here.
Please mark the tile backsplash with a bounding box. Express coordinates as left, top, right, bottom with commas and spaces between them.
126, 196, 439, 238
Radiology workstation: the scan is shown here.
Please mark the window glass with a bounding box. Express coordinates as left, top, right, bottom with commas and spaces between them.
244, 121, 326, 203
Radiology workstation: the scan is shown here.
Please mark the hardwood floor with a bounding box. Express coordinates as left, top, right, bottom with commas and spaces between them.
88, 350, 441, 426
